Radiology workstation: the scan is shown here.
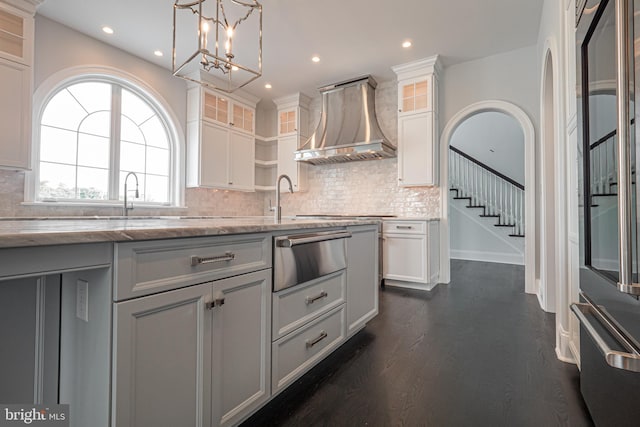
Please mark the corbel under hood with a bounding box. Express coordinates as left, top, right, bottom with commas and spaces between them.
294, 76, 396, 165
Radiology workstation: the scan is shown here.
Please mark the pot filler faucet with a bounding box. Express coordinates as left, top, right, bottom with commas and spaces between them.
123, 172, 139, 217
275, 174, 293, 222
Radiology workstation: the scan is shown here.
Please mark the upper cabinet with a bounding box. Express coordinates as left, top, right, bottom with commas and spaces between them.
0, 0, 38, 171
273, 93, 311, 192
187, 86, 258, 191
277, 101, 309, 137
392, 55, 441, 187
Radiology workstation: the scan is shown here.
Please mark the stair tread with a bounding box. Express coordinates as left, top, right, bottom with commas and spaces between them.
494, 224, 516, 227
479, 214, 500, 218
592, 193, 617, 197
453, 197, 471, 200
509, 234, 525, 237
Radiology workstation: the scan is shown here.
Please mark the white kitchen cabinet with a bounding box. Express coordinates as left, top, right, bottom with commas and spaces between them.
392, 56, 441, 187
346, 225, 379, 336
112, 269, 271, 427
274, 93, 311, 192
277, 134, 306, 191
211, 270, 271, 427
187, 86, 258, 191
383, 219, 440, 291
398, 111, 437, 186
112, 282, 213, 427
0, 0, 36, 170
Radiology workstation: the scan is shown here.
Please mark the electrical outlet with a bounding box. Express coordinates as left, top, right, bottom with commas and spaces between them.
76, 279, 89, 322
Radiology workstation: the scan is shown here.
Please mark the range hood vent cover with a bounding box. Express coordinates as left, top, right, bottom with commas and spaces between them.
295, 75, 395, 165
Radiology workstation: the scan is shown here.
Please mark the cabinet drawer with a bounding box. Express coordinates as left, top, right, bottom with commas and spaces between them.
383, 220, 426, 234
272, 270, 345, 340
114, 234, 270, 301
271, 305, 345, 394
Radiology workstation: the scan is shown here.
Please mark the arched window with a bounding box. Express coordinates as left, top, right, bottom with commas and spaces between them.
35, 76, 181, 205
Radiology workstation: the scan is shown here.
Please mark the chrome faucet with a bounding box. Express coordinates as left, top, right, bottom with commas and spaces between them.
123, 172, 139, 217
275, 174, 293, 222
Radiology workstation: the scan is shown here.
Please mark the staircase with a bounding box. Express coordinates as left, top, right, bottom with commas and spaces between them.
449, 146, 525, 238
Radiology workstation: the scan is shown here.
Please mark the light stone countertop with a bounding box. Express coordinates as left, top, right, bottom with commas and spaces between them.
0, 216, 380, 249
383, 217, 440, 222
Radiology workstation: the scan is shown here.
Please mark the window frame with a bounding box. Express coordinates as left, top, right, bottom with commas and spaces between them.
26, 66, 185, 208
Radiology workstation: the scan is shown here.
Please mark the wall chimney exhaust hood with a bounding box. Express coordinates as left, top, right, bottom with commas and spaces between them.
295, 76, 395, 165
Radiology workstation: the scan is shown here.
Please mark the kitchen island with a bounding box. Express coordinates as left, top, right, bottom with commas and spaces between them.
0, 216, 380, 427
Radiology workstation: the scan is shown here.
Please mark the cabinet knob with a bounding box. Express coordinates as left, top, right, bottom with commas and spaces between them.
398, 109, 402, 112
229, 122, 235, 126
206, 297, 226, 310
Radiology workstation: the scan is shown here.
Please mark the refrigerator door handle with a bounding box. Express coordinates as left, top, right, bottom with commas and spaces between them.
614, 0, 638, 295
571, 299, 640, 373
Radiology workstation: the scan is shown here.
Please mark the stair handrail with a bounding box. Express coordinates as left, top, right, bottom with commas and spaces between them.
449, 146, 524, 190
590, 128, 617, 150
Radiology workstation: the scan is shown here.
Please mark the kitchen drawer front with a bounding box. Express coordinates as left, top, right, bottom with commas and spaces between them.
383, 220, 426, 234
271, 305, 346, 394
272, 270, 345, 340
114, 234, 271, 301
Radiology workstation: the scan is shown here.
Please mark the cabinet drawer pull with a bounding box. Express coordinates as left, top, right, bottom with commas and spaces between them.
305, 291, 328, 305
191, 252, 235, 266
305, 330, 328, 348
396, 225, 413, 230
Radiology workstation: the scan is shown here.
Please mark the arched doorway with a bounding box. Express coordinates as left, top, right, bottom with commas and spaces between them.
439, 100, 536, 294
448, 111, 525, 265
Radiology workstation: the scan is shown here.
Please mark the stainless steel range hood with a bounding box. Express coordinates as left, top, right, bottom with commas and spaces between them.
295, 76, 395, 165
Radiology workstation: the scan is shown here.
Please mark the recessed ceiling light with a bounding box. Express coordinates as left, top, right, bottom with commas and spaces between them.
311, 56, 320, 63
102, 26, 114, 35
402, 40, 412, 48
154, 50, 163, 57
265, 83, 272, 89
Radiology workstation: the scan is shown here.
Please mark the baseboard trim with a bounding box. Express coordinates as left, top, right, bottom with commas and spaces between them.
556, 324, 576, 364
451, 249, 524, 265
384, 279, 438, 291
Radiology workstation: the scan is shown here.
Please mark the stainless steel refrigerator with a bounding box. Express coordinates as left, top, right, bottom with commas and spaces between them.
574, 0, 640, 425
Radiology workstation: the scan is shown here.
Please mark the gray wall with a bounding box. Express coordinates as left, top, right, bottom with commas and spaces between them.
441, 45, 539, 133
34, 15, 187, 127
450, 111, 525, 185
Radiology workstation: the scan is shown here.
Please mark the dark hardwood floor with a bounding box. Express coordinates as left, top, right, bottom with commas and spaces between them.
242, 260, 594, 427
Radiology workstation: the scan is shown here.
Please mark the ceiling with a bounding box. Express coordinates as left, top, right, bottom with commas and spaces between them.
37, 0, 544, 102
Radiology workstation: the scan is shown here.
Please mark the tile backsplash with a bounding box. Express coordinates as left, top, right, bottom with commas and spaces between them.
0, 170, 264, 218
274, 159, 441, 218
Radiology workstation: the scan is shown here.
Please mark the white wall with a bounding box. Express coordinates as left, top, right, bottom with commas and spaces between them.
450, 197, 525, 265
441, 45, 540, 132
450, 111, 525, 185
34, 15, 187, 126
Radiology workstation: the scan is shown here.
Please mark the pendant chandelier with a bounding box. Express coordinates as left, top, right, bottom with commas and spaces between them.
172, 0, 262, 93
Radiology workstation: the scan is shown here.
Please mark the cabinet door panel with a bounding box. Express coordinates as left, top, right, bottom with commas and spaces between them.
0, 58, 29, 169
113, 283, 211, 427
229, 131, 255, 190
277, 135, 304, 191
346, 226, 379, 336
212, 270, 271, 426
383, 234, 428, 283
201, 122, 229, 187
398, 112, 435, 186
